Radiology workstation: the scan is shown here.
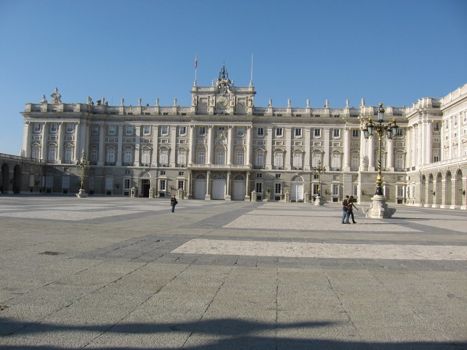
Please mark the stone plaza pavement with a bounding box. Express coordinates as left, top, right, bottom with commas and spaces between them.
0, 197, 466, 349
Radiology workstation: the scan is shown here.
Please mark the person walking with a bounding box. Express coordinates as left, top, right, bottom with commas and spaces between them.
170, 195, 178, 213
347, 195, 358, 224
342, 195, 350, 224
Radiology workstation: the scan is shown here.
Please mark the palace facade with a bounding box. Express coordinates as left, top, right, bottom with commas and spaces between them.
12, 67, 467, 209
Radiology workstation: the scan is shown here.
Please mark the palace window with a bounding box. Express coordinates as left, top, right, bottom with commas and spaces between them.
143, 125, 151, 135
179, 126, 187, 135
47, 144, 57, 161
159, 179, 166, 191
352, 129, 360, 138
314, 128, 321, 137
125, 125, 134, 136
199, 126, 206, 136
159, 148, 169, 166
275, 128, 283, 137
235, 148, 244, 165
332, 184, 339, 196
90, 147, 98, 164
178, 149, 187, 166
196, 148, 205, 164
33, 123, 41, 133
294, 128, 302, 137
178, 180, 184, 190
49, 123, 58, 134
312, 152, 322, 167
255, 149, 265, 167
31, 144, 40, 160
395, 128, 404, 136
331, 152, 341, 170
66, 124, 75, 133
91, 125, 99, 136
160, 126, 169, 136
215, 148, 225, 165
141, 148, 151, 166
123, 146, 133, 165
108, 125, 117, 136
351, 152, 359, 171
257, 127, 264, 136
255, 182, 263, 193
64, 146, 73, 164
106, 147, 116, 164
236, 127, 245, 137
274, 151, 284, 168
275, 183, 282, 194
293, 152, 302, 169
333, 129, 340, 138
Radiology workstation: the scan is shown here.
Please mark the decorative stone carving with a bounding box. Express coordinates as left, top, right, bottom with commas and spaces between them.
50, 88, 62, 104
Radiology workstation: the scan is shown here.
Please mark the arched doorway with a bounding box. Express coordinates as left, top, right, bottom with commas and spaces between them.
193, 174, 206, 200
232, 174, 245, 201
290, 175, 304, 202
444, 171, 452, 208
1, 163, 9, 194
140, 172, 151, 198
13, 165, 22, 194
455, 169, 463, 208
434, 173, 442, 207
211, 173, 226, 200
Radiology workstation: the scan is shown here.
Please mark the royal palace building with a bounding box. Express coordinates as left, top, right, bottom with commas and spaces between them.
5, 66, 466, 209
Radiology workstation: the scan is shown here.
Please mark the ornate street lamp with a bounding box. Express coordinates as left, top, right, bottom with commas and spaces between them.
76, 153, 90, 198
312, 160, 326, 206
360, 103, 398, 218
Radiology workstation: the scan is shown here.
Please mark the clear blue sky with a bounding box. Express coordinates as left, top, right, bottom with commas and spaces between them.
0, 0, 466, 155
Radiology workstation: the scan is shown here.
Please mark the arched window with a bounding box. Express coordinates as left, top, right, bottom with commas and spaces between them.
255, 149, 265, 167
90, 147, 98, 164
159, 148, 169, 166
123, 146, 133, 165
235, 148, 244, 165
351, 152, 359, 171
196, 148, 205, 164
312, 152, 322, 167
274, 151, 284, 169
106, 147, 116, 164
293, 152, 303, 169
64, 145, 73, 164
395, 152, 405, 171
31, 144, 40, 160
215, 147, 225, 165
331, 152, 341, 170
47, 144, 57, 162
141, 148, 151, 166
178, 149, 187, 166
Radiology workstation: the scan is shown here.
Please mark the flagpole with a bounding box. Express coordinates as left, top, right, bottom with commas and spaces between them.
249, 54, 254, 87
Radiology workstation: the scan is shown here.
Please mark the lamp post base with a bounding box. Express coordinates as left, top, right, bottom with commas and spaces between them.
76, 188, 88, 198
314, 195, 324, 206
365, 194, 396, 219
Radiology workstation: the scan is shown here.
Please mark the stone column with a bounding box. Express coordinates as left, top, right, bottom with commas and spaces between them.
22, 122, 32, 158
245, 171, 250, 200
74, 123, 80, 161
440, 178, 447, 208
207, 126, 213, 165
406, 126, 411, 169
170, 125, 177, 167
462, 176, 467, 210
40, 123, 48, 162
98, 123, 105, 166
116, 124, 123, 166
188, 125, 194, 166
187, 171, 192, 199
226, 126, 233, 165
424, 177, 431, 207
205, 170, 211, 200
57, 122, 64, 164
266, 126, 273, 169
285, 127, 292, 170
343, 127, 350, 172
246, 126, 252, 166
418, 123, 423, 167
458, 114, 462, 158
304, 128, 311, 171
134, 125, 141, 166
387, 137, 394, 171
225, 171, 231, 200
450, 177, 458, 209
425, 122, 432, 165
359, 130, 367, 171
448, 119, 452, 159
323, 128, 330, 169
78, 120, 88, 159
152, 125, 159, 167
368, 135, 375, 171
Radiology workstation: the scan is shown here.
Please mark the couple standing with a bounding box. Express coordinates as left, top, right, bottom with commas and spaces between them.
342, 195, 358, 224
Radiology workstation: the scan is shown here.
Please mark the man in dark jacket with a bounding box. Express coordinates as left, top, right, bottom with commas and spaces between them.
342, 195, 350, 224
170, 195, 178, 213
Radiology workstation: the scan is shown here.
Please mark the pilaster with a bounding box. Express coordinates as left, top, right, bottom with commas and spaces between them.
188, 125, 193, 166
207, 126, 213, 165
152, 125, 159, 167
246, 126, 252, 166
450, 177, 458, 209
170, 125, 177, 167
41, 122, 48, 162
387, 137, 394, 171
323, 128, 330, 170
440, 178, 447, 208
368, 135, 375, 171
225, 171, 231, 201
342, 127, 350, 171
74, 122, 80, 161
304, 128, 311, 171
116, 124, 123, 166
57, 122, 64, 164
134, 125, 141, 167
266, 127, 273, 169
205, 170, 211, 200
462, 176, 467, 210
424, 177, 432, 207
425, 121, 432, 164
98, 123, 105, 166
22, 122, 32, 158
226, 126, 233, 165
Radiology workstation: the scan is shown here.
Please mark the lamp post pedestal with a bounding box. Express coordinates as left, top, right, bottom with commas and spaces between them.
314, 195, 323, 206
76, 188, 88, 198
366, 194, 396, 219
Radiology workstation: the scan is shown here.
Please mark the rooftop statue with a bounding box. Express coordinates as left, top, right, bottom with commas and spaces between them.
50, 87, 62, 104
